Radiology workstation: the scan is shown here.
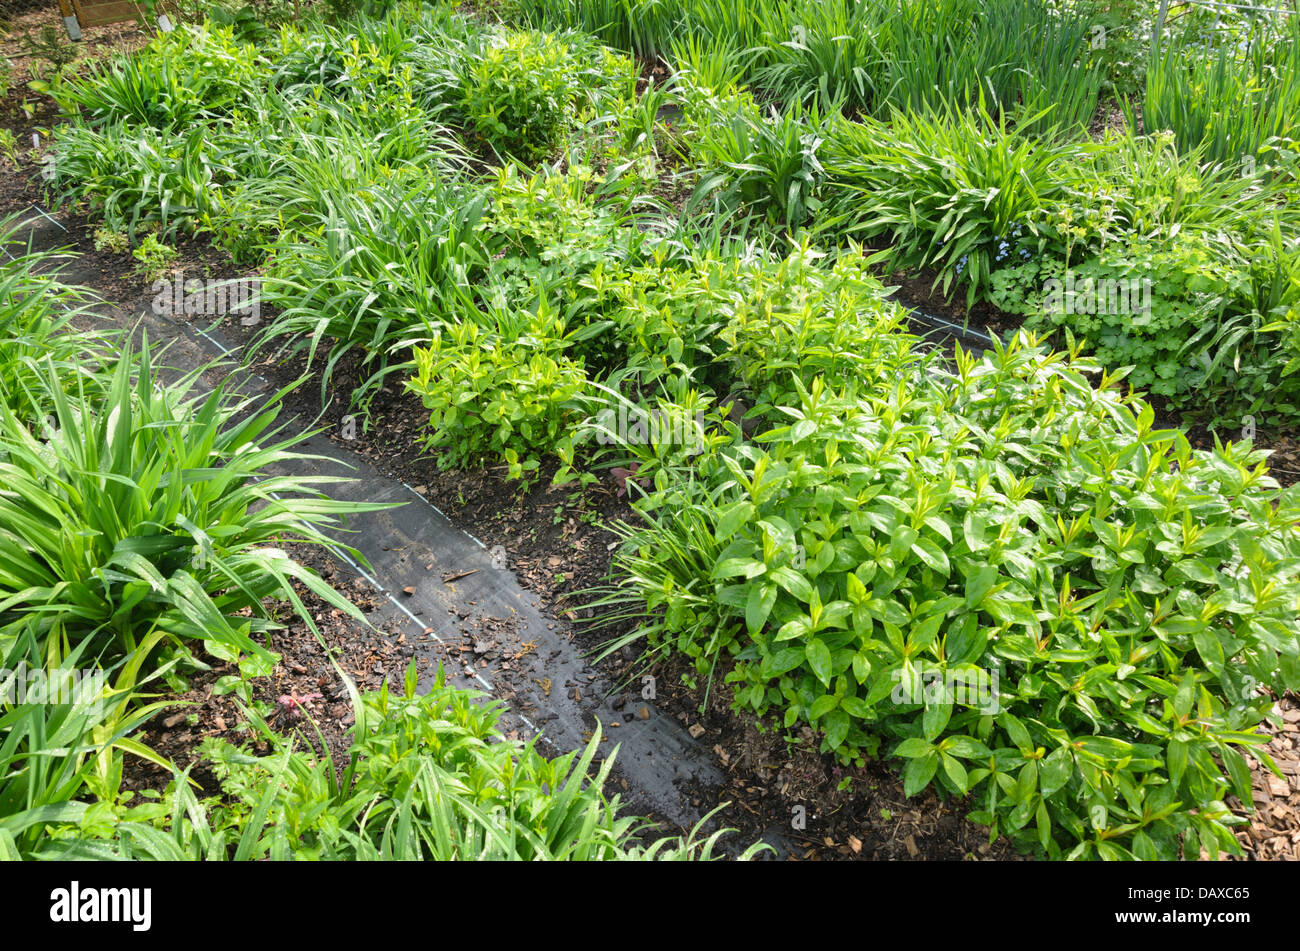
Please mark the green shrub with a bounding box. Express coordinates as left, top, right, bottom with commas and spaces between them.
21, 24, 78, 82
709, 241, 919, 406
991, 232, 1228, 398
459, 30, 582, 163
321, 0, 399, 23
558, 238, 916, 400
600, 332, 1300, 859
476, 163, 642, 318
406, 304, 588, 483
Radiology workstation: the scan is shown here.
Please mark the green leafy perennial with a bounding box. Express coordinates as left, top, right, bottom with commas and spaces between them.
608, 332, 1300, 859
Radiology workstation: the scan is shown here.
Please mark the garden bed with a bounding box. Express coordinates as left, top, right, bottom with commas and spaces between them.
0, 167, 1030, 858
3, 0, 1300, 862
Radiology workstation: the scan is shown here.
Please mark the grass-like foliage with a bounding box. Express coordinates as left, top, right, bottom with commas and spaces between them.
821, 104, 1092, 305
1143, 16, 1300, 169
516, 0, 1103, 129
0, 223, 115, 421
0, 338, 385, 671
28, 666, 769, 861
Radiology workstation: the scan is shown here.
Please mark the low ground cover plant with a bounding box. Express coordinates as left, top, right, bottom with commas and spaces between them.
987, 130, 1300, 427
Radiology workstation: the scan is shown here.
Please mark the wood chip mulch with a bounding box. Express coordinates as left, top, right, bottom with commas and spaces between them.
1227, 694, 1300, 860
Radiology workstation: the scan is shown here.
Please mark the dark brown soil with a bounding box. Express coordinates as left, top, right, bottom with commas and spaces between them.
0, 7, 151, 128
1090, 96, 1136, 141
122, 546, 402, 800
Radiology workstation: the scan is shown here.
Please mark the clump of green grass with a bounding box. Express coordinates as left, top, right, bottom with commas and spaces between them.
1142, 16, 1300, 170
